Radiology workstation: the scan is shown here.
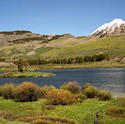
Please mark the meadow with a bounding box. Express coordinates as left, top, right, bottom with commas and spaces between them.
0, 82, 125, 124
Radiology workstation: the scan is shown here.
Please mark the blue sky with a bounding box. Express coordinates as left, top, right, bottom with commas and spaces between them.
0, 0, 125, 36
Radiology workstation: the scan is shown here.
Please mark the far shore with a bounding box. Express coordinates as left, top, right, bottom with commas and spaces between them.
29, 62, 125, 71
0, 61, 125, 72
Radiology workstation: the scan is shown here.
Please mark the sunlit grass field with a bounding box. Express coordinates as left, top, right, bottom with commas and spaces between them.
38, 35, 125, 59
0, 98, 125, 124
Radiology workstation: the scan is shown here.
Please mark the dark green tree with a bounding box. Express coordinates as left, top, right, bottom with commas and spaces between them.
14, 59, 28, 72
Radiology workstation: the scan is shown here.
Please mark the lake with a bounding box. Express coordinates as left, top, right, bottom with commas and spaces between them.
0, 68, 125, 96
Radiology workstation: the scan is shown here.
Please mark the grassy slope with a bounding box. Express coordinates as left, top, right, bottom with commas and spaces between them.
0, 98, 125, 124
0, 35, 125, 71
0, 35, 125, 60
38, 35, 125, 59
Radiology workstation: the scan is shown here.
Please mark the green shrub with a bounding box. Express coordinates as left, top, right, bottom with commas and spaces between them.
83, 86, 99, 98
41, 85, 56, 98
98, 90, 112, 101
74, 94, 86, 103
82, 82, 92, 90
116, 95, 125, 107
15, 82, 41, 102
60, 81, 81, 94
46, 89, 75, 105
106, 107, 125, 117
0, 83, 16, 99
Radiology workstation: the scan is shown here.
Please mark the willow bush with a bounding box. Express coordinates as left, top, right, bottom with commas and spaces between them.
15, 82, 41, 102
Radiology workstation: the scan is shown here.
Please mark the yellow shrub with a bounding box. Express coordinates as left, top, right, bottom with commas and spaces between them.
15, 82, 41, 102
0, 83, 16, 99
41, 85, 56, 98
46, 89, 75, 105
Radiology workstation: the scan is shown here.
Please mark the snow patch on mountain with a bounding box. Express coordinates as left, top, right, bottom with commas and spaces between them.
90, 19, 125, 37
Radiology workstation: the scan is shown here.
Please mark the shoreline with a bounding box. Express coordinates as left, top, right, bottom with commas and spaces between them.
30, 62, 125, 71
0, 62, 125, 72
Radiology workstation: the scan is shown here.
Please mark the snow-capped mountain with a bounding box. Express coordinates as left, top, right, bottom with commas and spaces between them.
90, 19, 125, 38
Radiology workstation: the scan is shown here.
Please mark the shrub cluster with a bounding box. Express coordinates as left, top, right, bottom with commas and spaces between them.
0, 81, 112, 104
15, 82, 41, 102
106, 95, 125, 118
40, 85, 56, 98
98, 90, 112, 101
0, 84, 16, 99
0, 82, 41, 102
106, 107, 125, 117
83, 86, 99, 98
116, 95, 125, 107
45, 89, 74, 105
82, 83, 112, 100
60, 81, 81, 94
74, 94, 86, 103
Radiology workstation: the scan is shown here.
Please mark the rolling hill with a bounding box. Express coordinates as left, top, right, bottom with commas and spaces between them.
0, 26, 125, 61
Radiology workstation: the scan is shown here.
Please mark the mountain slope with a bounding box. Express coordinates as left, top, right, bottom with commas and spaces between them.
91, 19, 125, 38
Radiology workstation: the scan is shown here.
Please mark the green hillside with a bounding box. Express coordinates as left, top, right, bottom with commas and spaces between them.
26, 35, 125, 59
0, 34, 125, 60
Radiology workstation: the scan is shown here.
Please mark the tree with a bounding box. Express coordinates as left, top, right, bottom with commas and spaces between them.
14, 59, 28, 72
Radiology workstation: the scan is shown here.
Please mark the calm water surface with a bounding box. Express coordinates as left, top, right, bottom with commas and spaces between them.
0, 68, 125, 96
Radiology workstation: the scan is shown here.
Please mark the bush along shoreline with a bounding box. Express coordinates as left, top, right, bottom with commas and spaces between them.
0, 81, 112, 103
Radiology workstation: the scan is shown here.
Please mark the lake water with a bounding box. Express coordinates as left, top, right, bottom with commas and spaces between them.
0, 68, 125, 96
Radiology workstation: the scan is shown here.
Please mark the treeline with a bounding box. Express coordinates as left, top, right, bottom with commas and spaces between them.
0, 30, 31, 35
26, 53, 109, 65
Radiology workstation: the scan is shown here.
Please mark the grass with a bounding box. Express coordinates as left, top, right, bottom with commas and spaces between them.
30, 62, 125, 71
33, 35, 125, 59
0, 97, 43, 116
0, 72, 55, 78
0, 120, 26, 124
0, 61, 125, 72
0, 98, 125, 124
